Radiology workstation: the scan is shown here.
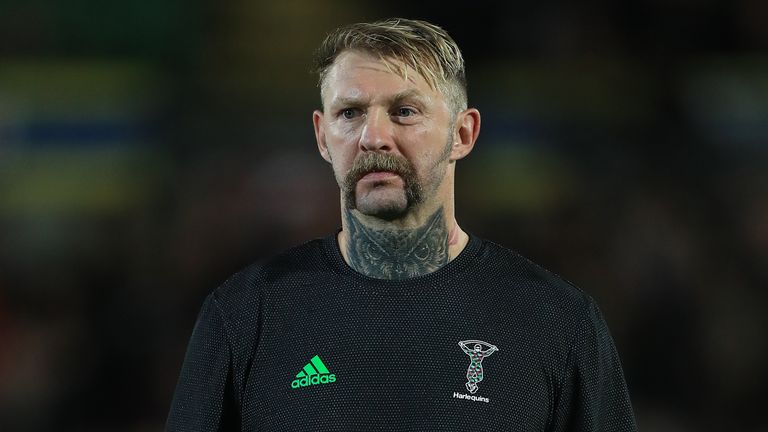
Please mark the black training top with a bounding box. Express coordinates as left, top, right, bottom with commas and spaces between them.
167, 233, 637, 431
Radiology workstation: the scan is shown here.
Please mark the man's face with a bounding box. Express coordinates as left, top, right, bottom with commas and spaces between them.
313, 50, 458, 220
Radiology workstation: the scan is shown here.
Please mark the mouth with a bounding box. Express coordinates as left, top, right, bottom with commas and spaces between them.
358, 171, 401, 182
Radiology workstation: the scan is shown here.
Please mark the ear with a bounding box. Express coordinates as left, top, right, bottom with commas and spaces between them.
313, 110, 332, 163
449, 108, 481, 161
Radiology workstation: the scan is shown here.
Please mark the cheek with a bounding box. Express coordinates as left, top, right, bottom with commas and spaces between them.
325, 142, 357, 180
404, 127, 446, 163
325, 125, 359, 159
328, 120, 362, 142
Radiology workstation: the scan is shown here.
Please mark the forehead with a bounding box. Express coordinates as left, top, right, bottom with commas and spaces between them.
322, 50, 442, 105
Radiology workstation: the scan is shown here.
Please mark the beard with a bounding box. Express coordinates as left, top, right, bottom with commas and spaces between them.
341, 152, 423, 219
341, 133, 454, 220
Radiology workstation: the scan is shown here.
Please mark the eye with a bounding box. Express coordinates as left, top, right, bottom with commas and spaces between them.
341, 108, 360, 119
394, 107, 416, 117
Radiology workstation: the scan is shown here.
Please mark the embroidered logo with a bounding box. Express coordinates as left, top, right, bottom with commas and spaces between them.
291, 355, 336, 389
458, 340, 498, 395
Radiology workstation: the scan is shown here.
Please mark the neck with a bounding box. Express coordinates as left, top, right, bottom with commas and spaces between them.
339, 207, 467, 279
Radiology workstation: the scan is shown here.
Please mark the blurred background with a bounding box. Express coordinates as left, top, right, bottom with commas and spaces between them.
1, 0, 766, 430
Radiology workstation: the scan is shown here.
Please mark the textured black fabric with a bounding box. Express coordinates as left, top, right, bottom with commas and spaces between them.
167, 233, 637, 431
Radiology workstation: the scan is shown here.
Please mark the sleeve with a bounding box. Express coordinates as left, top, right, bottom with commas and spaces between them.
549, 299, 638, 432
166, 293, 239, 431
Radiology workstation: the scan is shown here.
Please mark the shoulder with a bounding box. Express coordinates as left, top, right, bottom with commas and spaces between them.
210, 236, 330, 318
472, 237, 597, 323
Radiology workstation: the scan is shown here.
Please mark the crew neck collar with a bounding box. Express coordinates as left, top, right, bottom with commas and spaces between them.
321, 229, 483, 289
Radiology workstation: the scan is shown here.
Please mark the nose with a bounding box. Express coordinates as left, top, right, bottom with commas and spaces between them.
359, 109, 393, 152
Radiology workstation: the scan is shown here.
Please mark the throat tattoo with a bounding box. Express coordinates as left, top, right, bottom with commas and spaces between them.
344, 208, 449, 279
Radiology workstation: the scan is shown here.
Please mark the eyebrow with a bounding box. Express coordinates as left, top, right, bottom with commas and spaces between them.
391, 89, 428, 107
332, 89, 428, 109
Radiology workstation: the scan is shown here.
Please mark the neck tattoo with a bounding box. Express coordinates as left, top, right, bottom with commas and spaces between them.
344, 208, 450, 279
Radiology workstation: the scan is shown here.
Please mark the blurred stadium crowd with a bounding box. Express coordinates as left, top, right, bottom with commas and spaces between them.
0, 1, 766, 430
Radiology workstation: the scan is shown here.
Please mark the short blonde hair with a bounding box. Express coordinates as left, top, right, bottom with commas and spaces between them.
313, 18, 468, 114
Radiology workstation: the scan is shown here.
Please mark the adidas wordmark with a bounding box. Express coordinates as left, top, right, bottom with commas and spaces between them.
291, 355, 336, 389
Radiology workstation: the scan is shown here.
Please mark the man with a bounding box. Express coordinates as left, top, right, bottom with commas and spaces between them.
167, 18, 637, 431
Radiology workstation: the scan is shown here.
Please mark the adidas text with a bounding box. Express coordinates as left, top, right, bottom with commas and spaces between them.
291, 355, 336, 389
291, 373, 336, 388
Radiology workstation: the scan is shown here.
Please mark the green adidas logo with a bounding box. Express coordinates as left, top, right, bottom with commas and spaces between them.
290, 355, 336, 389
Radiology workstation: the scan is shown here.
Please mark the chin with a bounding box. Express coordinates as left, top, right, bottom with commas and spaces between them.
355, 196, 410, 221
359, 207, 408, 221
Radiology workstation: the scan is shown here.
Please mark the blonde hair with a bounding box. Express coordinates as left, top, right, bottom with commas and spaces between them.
313, 18, 468, 114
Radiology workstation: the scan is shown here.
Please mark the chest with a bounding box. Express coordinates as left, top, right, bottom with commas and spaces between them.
239, 286, 560, 431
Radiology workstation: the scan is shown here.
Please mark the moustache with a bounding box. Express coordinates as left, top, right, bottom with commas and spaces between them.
342, 153, 416, 190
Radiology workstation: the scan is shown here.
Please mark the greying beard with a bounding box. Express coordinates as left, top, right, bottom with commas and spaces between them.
344, 208, 449, 279
342, 152, 423, 218
341, 128, 454, 219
